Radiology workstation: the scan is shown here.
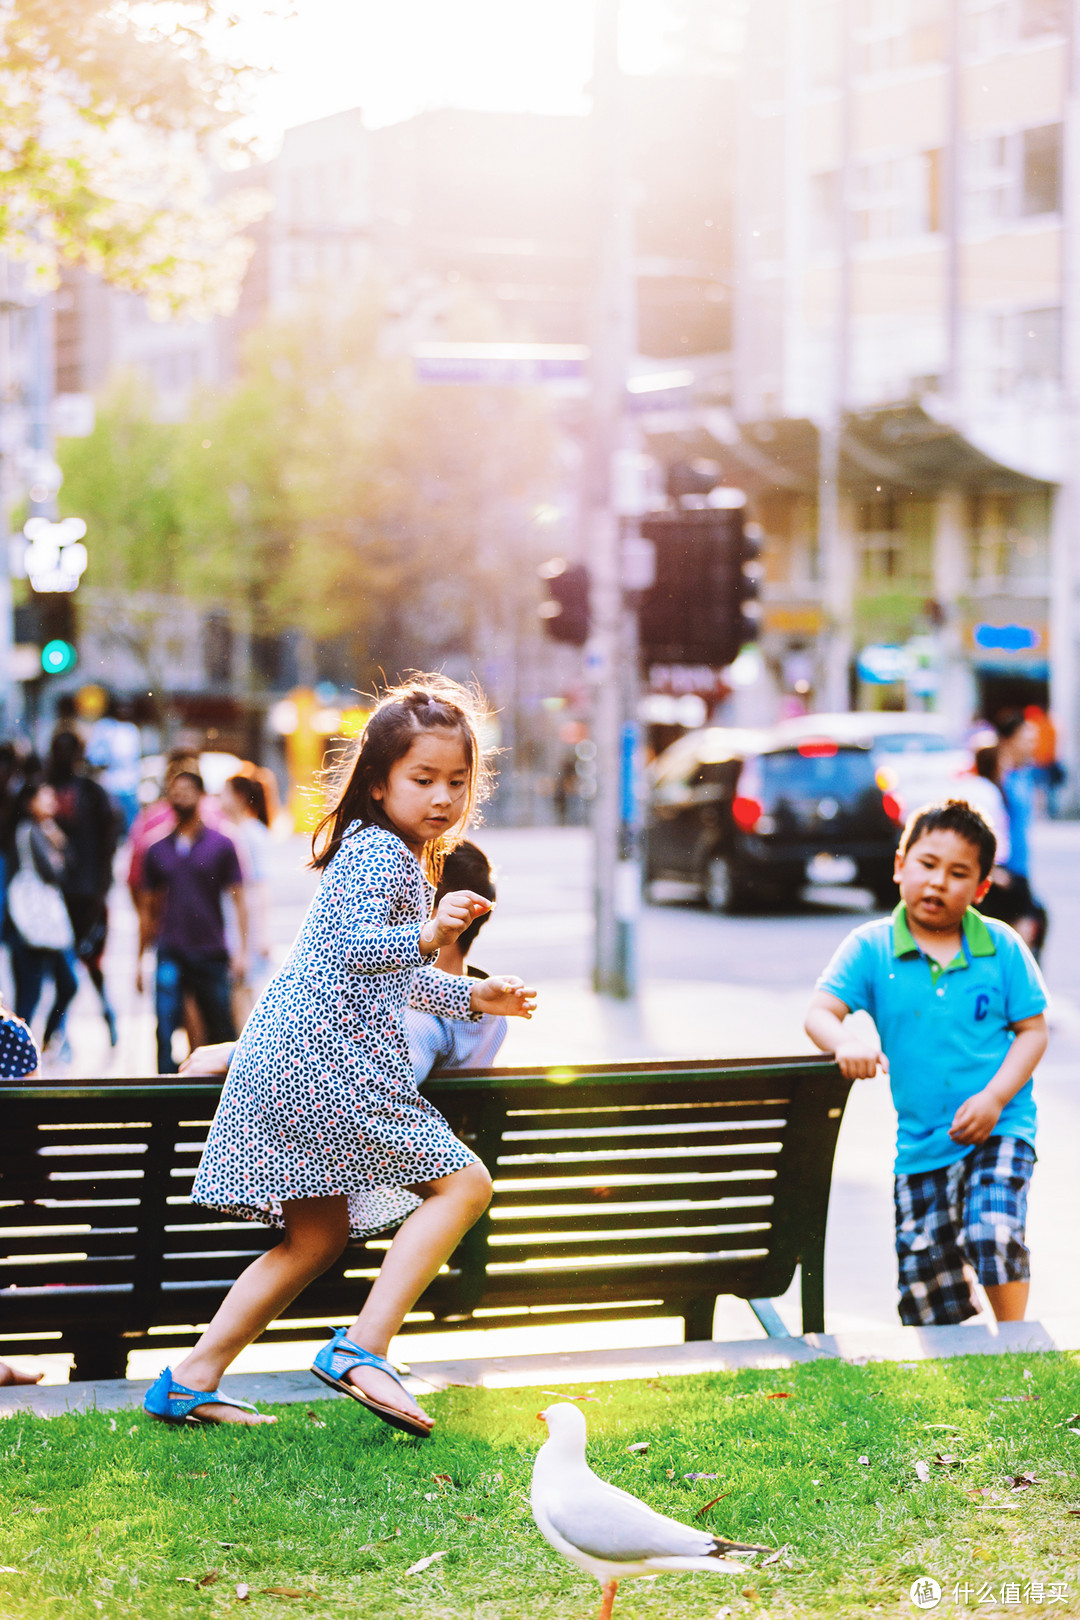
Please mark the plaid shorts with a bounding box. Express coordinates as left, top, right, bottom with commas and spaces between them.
893, 1136, 1035, 1326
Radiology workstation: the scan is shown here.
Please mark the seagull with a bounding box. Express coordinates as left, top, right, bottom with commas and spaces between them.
531, 1402, 772, 1620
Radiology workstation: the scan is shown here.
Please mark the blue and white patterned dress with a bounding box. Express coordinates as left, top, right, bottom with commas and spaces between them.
191, 822, 480, 1238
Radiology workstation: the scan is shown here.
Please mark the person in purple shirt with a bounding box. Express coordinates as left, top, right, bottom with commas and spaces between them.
139, 771, 248, 1074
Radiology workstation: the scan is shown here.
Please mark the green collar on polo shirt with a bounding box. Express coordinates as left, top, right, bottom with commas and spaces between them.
892, 902, 996, 962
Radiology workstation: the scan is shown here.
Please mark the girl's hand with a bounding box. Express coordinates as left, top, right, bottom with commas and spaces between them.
470, 976, 536, 1019
420, 889, 492, 953
180, 1041, 236, 1076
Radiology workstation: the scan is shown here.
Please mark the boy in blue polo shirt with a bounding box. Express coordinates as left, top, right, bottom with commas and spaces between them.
806, 799, 1048, 1326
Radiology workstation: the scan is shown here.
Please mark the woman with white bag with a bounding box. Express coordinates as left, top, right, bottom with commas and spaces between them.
3, 780, 78, 1056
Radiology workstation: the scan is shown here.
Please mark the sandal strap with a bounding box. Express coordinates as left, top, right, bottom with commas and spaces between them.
324, 1330, 407, 1393
155, 1369, 258, 1419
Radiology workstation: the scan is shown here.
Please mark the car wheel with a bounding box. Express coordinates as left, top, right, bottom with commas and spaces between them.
705, 852, 747, 913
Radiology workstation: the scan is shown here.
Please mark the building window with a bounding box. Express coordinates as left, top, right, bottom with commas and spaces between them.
1021, 124, 1062, 216
856, 497, 934, 587
973, 305, 1062, 394
1018, 306, 1062, 381
967, 124, 1062, 225
854, 0, 945, 74
967, 491, 1050, 587
853, 150, 941, 241
966, 0, 1067, 50
1019, 0, 1068, 34
810, 170, 841, 251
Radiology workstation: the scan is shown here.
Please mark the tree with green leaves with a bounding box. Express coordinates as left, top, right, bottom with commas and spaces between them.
0, 0, 270, 311
59, 286, 558, 692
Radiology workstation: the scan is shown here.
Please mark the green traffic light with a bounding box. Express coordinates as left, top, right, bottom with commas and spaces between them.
41, 639, 77, 675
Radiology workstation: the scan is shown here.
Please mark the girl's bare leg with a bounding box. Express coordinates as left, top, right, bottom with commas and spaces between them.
342, 1162, 492, 1427
171, 1195, 350, 1425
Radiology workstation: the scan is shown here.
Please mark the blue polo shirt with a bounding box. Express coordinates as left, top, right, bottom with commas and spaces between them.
817, 905, 1047, 1175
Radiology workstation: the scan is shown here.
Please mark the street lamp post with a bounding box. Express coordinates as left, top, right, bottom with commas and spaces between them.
587, 0, 640, 999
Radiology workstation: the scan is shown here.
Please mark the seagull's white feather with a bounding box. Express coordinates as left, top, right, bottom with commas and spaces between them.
539, 1474, 721, 1562
531, 1403, 768, 1589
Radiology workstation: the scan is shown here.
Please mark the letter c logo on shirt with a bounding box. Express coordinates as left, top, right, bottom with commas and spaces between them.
974, 992, 990, 1022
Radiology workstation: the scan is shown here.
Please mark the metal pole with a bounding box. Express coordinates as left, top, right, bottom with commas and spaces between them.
588, 0, 637, 998
0, 263, 23, 735
943, 0, 962, 404
1051, 0, 1080, 807
819, 0, 854, 711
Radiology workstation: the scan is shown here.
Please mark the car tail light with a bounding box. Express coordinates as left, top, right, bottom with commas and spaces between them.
797, 738, 838, 758
882, 791, 904, 823
733, 758, 763, 832
875, 765, 898, 792
732, 795, 763, 831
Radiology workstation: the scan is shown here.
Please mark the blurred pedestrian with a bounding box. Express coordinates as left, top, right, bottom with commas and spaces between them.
993, 713, 1047, 958
0, 740, 17, 917
406, 840, 508, 1082
46, 730, 120, 1047
964, 743, 1011, 863
86, 694, 142, 833
3, 781, 78, 1058
139, 770, 247, 1074
1024, 703, 1064, 818
553, 754, 579, 826
220, 773, 273, 1025
127, 747, 201, 906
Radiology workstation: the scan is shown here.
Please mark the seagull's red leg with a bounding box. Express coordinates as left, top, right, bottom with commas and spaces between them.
597, 1578, 619, 1620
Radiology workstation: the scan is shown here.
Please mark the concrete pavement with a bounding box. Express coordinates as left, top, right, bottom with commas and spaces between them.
5, 1316, 1078, 1420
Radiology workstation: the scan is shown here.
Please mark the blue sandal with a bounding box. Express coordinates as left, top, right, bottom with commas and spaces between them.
144, 1367, 262, 1427
311, 1328, 432, 1439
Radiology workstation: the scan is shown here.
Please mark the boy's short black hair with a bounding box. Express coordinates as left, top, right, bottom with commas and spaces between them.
435, 840, 496, 956
898, 799, 997, 880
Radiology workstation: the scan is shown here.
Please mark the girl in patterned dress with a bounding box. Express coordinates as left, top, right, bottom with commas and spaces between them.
144, 678, 535, 1436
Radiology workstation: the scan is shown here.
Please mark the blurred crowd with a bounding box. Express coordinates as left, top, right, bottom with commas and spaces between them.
0, 707, 277, 1073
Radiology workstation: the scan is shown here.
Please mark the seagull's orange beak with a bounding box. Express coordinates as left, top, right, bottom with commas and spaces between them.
537, 1410, 548, 1424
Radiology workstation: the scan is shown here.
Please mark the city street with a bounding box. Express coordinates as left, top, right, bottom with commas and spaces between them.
27, 812, 1080, 1371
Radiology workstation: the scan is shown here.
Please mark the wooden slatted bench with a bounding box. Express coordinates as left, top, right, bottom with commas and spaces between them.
0, 1055, 852, 1381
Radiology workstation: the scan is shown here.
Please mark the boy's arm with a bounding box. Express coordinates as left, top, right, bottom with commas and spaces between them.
949, 1013, 1048, 1145
805, 989, 888, 1080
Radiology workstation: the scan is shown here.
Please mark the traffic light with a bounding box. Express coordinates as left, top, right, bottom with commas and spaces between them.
41, 639, 77, 675
538, 558, 590, 646
17, 590, 79, 678
638, 507, 762, 667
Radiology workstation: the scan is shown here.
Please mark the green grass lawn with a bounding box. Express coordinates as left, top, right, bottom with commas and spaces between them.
2, 1352, 1079, 1620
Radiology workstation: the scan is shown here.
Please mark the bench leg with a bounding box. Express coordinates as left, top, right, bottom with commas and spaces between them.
800, 1252, 825, 1336
67, 1334, 129, 1383
748, 1298, 791, 1338
682, 1296, 715, 1342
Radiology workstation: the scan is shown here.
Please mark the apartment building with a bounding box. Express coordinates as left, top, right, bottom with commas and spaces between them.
725, 0, 1077, 767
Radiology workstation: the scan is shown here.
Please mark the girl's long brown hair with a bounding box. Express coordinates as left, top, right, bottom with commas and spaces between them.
309, 674, 491, 881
